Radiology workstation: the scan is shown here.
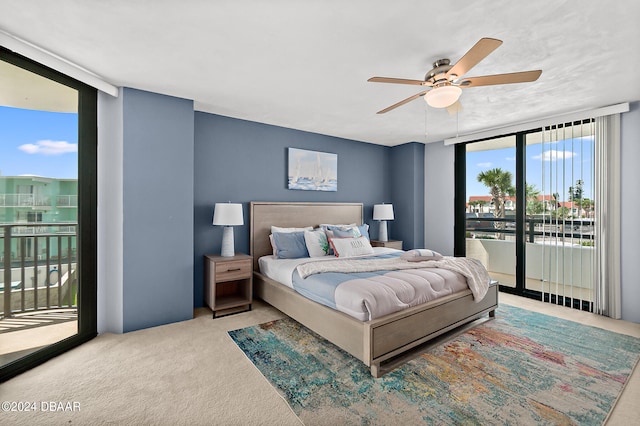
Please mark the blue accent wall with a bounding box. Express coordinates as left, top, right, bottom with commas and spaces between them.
122, 88, 194, 332
193, 112, 392, 307
389, 142, 425, 249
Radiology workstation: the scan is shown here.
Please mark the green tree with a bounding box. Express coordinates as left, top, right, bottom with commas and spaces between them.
477, 168, 514, 239
553, 206, 571, 219
568, 179, 584, 217
581, 198, 594, 217
468, 199, 488, 213
525, 183, 544, 215
568, 179, 593, 217
568, 179, 584, 204
552, 192, 560, 210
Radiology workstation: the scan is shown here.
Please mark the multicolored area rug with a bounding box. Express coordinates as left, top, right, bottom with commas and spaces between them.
229, 305, 640, 425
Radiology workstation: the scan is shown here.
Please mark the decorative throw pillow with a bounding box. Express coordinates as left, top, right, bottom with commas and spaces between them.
272, 231, 309, 259
270, 226, 313, 255
330, 236, 374, 258
319, 223, 357, 230
400, 249, 443, 262
326, 224, 370, 240
304, 229, 331, 257
331, 227, 360, 238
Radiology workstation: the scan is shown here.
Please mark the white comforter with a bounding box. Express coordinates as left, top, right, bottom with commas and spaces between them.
296, 256, 490, 302
259, 249, 491, 321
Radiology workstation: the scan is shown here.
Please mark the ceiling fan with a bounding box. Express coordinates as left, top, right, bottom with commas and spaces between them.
368, 38, 542, 114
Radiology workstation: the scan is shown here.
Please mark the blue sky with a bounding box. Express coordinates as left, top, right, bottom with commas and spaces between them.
467, 136, 594, 202
0, 106, 78, 179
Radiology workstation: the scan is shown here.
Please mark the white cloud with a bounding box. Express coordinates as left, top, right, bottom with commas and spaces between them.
18, 140, 78, 156
477, 162, 493, 168
532, 150, 577, 162
505, 157, 516, 161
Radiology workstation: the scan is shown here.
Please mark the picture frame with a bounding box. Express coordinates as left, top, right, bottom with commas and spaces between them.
287, 148, 337, 192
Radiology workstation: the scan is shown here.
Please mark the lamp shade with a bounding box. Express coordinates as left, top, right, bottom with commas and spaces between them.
425, 85, 462, 108
212, 203, 243, 226
373, 204, 394, 221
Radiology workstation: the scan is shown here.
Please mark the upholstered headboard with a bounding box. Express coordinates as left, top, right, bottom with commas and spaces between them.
249, 202, 363, 271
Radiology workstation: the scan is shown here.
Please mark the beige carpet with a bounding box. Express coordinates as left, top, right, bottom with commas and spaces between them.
2, 293, 639, 425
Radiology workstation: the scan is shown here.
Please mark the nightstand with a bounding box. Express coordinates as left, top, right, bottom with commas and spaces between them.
370, 239, 403, 250
204, 253, 253, 318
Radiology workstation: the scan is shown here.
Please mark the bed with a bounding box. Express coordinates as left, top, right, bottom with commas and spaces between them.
250, 201, 498, 377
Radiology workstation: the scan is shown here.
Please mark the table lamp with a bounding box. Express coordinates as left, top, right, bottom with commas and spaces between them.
373, 203, 394, 242
212, 202, 243, 257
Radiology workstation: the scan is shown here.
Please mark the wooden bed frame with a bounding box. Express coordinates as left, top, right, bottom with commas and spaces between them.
250, 201, 498, 377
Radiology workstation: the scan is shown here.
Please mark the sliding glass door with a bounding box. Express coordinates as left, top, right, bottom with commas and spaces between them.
457, 121, 596, 311
524, 122, 595, 309
464, 136, 517, 288
0, 47, 96, 381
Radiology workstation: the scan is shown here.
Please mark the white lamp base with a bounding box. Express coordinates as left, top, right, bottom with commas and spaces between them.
378, 220, 388, 242
220, 226, 235, 257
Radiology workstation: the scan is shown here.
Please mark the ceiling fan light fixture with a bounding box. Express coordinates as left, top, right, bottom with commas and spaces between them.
425, 85, 462, 108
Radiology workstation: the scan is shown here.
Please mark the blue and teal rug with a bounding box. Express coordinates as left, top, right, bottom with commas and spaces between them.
228, 305, 640, 425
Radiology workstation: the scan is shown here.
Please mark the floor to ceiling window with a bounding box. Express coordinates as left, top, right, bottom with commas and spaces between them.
456, 120, 596, 311
0, 47, 97, 382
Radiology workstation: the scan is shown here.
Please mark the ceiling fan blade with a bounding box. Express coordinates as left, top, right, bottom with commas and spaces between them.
447, 100, 463, 115
376, 91, 427, 114
447, 38, 503, 79
459, 70, 542, 87
368, 76, 430, 86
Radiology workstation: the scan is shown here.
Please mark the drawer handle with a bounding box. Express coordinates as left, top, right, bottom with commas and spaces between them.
226, 268, 242, 272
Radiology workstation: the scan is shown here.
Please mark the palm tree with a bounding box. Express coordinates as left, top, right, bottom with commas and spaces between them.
468, 199, 487, 213
525, 183, 544, 215
477, 168, 515, 239
477, 168, 514, 218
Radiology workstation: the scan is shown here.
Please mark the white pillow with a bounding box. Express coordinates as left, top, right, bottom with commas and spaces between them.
270, 226, 313, 254
400, 249, 443, 262
304, 229, 331, 257
330, 236, 374, 258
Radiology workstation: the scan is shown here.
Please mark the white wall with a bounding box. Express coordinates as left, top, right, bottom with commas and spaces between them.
424, 141, 455, 255
97, 90, 124, 333
620, 102, 640, 323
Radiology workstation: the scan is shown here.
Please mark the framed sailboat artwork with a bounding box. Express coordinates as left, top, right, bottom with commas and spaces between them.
287, 148, 337, 191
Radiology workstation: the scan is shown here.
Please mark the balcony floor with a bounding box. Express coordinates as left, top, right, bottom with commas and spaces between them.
0, 309, 77, 365
490, 271, 594, 302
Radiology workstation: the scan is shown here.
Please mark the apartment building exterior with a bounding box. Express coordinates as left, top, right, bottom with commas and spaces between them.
0, 175, 77, 261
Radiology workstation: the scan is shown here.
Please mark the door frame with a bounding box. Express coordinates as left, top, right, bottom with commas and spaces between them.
454, 125, 593, 310
0, 46, 97, 382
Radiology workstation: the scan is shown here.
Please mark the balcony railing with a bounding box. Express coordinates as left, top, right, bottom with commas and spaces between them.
466, 215, 595, 309
1, 223, 77, 318
55, 195, 78, 207
466, 216, 594, 243
0, 194, 50, 208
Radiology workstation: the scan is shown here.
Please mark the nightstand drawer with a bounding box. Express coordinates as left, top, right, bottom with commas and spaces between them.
215, 259, 252, 281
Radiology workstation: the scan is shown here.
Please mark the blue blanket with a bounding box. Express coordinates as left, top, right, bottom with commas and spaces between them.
292, 252, 402, 310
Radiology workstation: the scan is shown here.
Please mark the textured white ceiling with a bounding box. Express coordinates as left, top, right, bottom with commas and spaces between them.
1, 0, 639, 146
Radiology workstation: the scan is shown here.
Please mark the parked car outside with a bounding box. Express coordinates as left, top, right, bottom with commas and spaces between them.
477, 212, 495, 229
466, 212, 480, 230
